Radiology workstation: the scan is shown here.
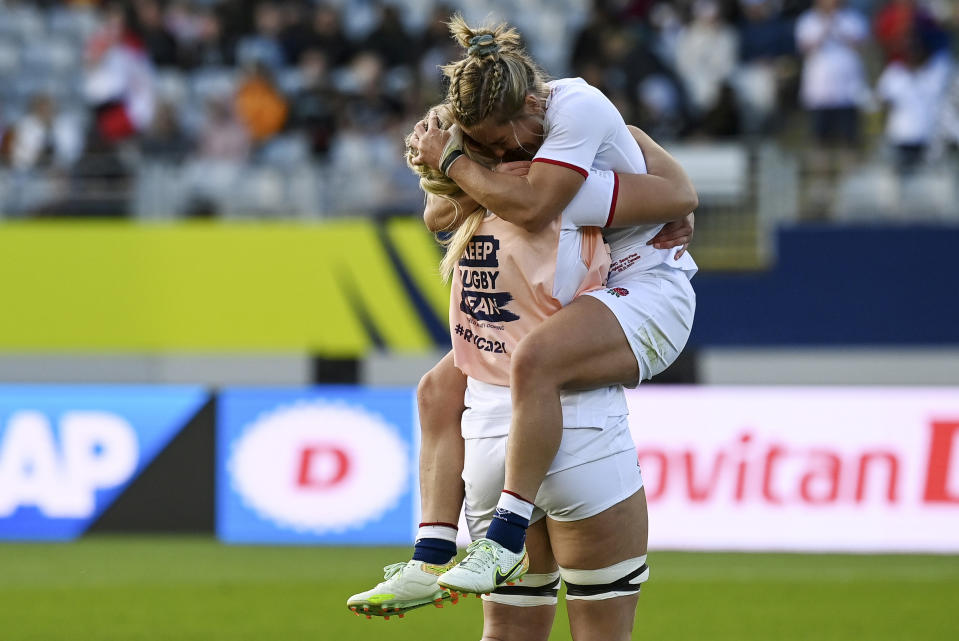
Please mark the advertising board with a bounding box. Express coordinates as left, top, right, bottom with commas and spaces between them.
217, 387, 417, 544
0, 386, 208, 540
626, 387, 959, 552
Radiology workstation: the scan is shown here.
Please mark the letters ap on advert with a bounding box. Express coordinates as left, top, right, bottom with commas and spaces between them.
0, 411, 138, 518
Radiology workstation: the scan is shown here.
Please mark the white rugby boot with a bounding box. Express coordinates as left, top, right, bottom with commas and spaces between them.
347, 559, 458, 619
437, 538, 529, 595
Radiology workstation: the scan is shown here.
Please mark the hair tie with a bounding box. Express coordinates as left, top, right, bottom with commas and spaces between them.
467, 34, 498, 57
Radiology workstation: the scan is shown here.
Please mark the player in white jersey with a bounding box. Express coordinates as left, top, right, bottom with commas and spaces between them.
347, 101, 688, 639
407, 15, 696, 602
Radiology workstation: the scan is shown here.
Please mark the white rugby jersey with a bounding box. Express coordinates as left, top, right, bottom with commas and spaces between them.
534, 78, 698, 277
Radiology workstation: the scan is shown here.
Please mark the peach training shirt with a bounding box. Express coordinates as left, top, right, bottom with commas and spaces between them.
450, 212, 609, 387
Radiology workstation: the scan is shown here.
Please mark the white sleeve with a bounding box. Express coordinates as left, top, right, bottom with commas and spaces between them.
533, 86, 619, 176
563, 168, 617, 228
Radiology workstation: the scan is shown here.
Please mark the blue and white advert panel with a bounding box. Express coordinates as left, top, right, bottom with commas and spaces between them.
0, 385, 208, 541
217, 387, 417, 544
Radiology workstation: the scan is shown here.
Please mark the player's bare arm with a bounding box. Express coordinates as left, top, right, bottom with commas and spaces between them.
414, 112, 696, 234
609, 126, 698, 226
422, 161, 533, 233
414, 111, 585, 234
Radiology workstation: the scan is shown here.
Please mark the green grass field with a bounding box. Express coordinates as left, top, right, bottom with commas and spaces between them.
1, 537, 957, 640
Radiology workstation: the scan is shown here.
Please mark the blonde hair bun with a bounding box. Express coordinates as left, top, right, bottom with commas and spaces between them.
442, 14, 548, 127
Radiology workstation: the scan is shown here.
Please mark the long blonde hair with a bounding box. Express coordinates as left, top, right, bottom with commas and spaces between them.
405, 104, 492, 282
442, 14, 550, 128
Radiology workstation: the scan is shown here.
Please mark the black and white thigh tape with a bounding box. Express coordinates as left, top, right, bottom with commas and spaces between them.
560, 555, 649, 601
482, 571, 562, 607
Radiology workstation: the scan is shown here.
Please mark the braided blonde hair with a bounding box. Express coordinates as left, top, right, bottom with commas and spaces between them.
405, 104, 494, 282
442, 14, 550, 128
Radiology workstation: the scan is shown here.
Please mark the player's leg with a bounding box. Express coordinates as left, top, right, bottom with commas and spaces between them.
346, 351, 467, 617
415, 350, 467, 562
471, 296, 637, 571
501, 294, 637, 507
482, 268, 693, 570
549, 487, 649, 641
479, 518, 559, 641
505, 421, 649, 641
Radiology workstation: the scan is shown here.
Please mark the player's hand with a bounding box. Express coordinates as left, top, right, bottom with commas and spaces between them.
410, 111, 459, 173
494, 161, 531, 177
647, 212, 694, 259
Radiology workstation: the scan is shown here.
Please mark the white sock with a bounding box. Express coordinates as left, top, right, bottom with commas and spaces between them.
416, 523, 458, 543
496, 491, 535, 520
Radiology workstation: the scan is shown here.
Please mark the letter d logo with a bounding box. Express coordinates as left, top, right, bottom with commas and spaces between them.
297, 445, 350, 489
924, 420, 959, 504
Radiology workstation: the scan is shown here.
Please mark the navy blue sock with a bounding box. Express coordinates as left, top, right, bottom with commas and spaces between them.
486, 508, 530, 553
412, 537, 457, 564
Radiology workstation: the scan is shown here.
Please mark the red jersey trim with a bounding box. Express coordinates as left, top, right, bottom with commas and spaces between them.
606, 172, 619, 228
531, 157, 589, 179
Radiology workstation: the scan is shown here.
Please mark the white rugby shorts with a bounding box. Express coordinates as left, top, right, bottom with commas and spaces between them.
585, 262, 695, 384
462, 415, 643, 541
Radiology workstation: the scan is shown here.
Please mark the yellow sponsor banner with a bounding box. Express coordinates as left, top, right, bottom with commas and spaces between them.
0, 220, 449, 355
385, 217, 450, 322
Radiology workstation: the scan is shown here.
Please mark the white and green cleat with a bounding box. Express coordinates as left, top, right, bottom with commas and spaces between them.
437, 538, 529, 596
347, 559, 458, 619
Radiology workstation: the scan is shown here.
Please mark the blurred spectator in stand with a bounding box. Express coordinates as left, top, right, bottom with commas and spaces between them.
331, 52, 407, 212
140, 100, 192, 163
570, 3, 615, 77
418, 4, 459, 106
177, 5, 234, 69
876, 30, 952, 172
339, 53, 404, 134
181, 96, 251, 218
636, 74, 687, 140
307, 4, 353, 69
199, 97, 251, 161
9, 94, 85, 171
796, 0, 869, 147
134, 0, 178, 67
572, 5, 687, 133
164, 1, 206, 64
875, 0, 949, 63
795, 0, 869, 218
289, 48, 339, 161
648, 2, 684, 66
675, 0, 741, 137
736, 0, 799, 134
234, 62, 289, 147
278, 0, 314, 65
362, 4, 416, 71
236, 1, 287, 71
83, 1, 157, 145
